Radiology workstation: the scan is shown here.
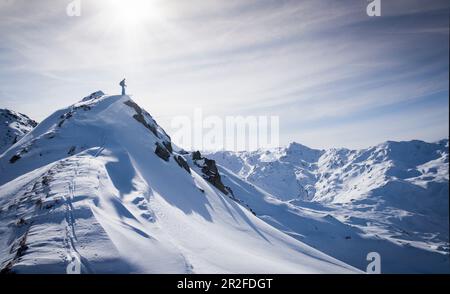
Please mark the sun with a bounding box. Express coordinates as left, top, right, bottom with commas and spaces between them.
91, 0, 168, 68
107, 0, 161, 27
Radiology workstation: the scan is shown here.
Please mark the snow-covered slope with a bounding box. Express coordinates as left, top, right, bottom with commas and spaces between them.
208, 143, 324, 201
207, 140, 449, 204
206, 140, 449, 273
0, 109, 37, 155
0, 93, 359, 274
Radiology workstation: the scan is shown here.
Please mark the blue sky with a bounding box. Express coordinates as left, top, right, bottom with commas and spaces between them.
0, 0, 448, 149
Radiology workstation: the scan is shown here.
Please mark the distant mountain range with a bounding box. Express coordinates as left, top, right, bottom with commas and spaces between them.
0, 93, 359, 274
206, 139, 449, 273
0, 93, 448, 273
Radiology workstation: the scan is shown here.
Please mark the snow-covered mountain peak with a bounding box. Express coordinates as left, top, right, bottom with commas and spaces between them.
0, 92, 359, 274
439, 138, 449, 148
2, 92, 445, 274
206, 140, 449, 273
80, 90, 105, 102
360, 139, 448, 167
287, 141, 319, 153
0, 93, 173, 186
284, 142, 324, 163
0, 109, 37, 155
208, 139, 448, 203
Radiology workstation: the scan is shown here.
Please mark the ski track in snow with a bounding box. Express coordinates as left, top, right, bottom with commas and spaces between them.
62, 158, 92, 274
0, 93, 403, 273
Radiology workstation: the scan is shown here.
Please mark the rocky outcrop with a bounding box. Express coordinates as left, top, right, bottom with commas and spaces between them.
154, 142, 170, 162
57, 102, 93, 129
0, 110, 37, 128
201, 158, 230, 195
123, 100, 175, 165
1, 109, 37, 154
191, 151, 231, 195
57, 112, 73, 127
68, 146, 76, 156
81, 91, 105, 102
124, 100, 158, 137
174, 155, 191, 174
9, 154, 21, 164
162, 141, 173, 154
192, 151, 202, 160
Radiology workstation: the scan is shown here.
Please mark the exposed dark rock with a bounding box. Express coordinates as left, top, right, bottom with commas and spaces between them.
16, 218, 27, 226
74, 104, 91, 111
192, 151, 202, 160
57, 103, 92, 129
123, 100, 141, 114
201, 158, 229, 195
44, 203, 55, 210
162, 141, 173, 154
1, 109, 37, 127
16, 234, 29, 259
35, 198, 43, 209
155, 142, 170, 162
124, 100, 159, 137
225, 186, 234, 197
1, 109, 37, 154
191, 152, 230, 195
42, 175, 51, 187
45, 132, 55, 139
57, 112, 73, 127
81, 91, 104, 102
1, 229, 30, 274
133, 114, 158, 137
9, 155, 21, 164
178, 149, 189, 155
174, 155, 191, 174
59, 112, 73, 120
68, 146, 76, 156
0, 262, 13, 274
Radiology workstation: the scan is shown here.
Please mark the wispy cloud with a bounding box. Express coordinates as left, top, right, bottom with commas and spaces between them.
0, 0, 448, 149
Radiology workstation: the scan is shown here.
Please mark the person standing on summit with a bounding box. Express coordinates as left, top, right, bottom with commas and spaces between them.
120, 78, 127, 95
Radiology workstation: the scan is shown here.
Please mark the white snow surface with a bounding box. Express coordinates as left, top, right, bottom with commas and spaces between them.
0, 94, 360, 274
0, 109, 37, 155
206, 140, 450, 273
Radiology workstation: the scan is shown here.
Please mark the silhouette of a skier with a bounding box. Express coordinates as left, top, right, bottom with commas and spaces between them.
120, 79, 127, 95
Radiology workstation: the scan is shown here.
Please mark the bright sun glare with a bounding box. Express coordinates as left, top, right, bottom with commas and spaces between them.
108, 0, 159, 27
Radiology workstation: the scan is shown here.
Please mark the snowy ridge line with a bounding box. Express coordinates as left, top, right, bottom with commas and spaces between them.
0, 93, 361, 273
0, 109, 37, 156
206, 140, 449, 273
